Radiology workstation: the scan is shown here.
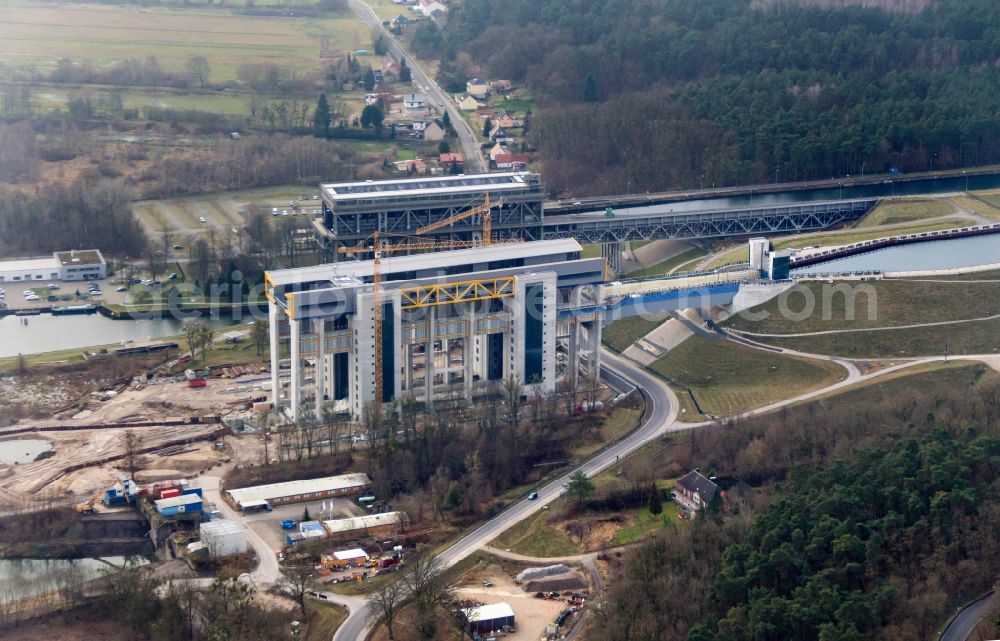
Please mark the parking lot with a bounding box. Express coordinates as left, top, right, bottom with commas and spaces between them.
0, 276, 129, 310
243, 497, 364, 552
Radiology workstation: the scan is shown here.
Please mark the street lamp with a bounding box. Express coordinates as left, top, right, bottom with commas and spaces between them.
964, 170, 969, 194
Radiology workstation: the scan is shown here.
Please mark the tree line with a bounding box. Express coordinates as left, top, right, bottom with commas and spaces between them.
436, 0, 1000, 194
0, 176, 147, 256
596, 364, 1000, 641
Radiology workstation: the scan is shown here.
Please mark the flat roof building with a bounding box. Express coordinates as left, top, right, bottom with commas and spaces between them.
313, 172, 545, 254
0, 249, 106, 284
265, 237, 606, 420
224, 473, 372, 509
322, 512, 404, 541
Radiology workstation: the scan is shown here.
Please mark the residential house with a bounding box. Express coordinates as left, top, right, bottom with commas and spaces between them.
423, 121, 445, 141
458, 95, 483, 111
381, 56, 402, 84
439, 152, 463, 166
393, 158, 427, 173
494, 112, 515, 129
494, 153, 529, 170
489, 123, 509, 141
673, 469, 718, 514
489, 79, 513, 94
466, 78, 490, 100
412, 119, 431, 132
419, 0, 447, 17
488, 142, 509, 161
402, 93, 431, 117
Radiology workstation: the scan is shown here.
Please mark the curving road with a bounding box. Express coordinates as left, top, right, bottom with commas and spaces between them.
939, 591, 995, 641
347, 0, 486, 173
332, 350, 680, 641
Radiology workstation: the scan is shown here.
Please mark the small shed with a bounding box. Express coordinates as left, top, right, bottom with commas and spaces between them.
200, 520, 248, 558
155, 493, 203, 517
462, 602, 515, 635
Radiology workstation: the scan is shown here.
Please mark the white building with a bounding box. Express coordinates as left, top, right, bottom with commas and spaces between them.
224, 473, 372, 509
0, 249, 106, 284
418, 0, 447, 16
200, 520, 248, 558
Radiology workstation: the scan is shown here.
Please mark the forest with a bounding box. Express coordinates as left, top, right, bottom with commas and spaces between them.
596, 364, 1000, 641
438, 0, 1000, 194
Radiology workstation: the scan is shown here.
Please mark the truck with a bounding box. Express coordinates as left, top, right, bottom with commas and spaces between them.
280, 519, 297, 530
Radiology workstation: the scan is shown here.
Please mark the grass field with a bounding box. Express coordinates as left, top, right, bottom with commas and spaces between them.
305, 601, 348, 641
610, 504, 678, 546
33, 84, 254, 116
0, 1, 378, 81
647, 335, 846, 416
701, 217, 978, 270
490, 508, 582, 557
955, 194, 1000, 221
758, 315, 1000, 358
724, 279, 1000, 334
602, 314, 668, 352
857, 197, 954, 227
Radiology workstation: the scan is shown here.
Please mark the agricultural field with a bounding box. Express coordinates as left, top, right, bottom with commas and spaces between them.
647, 334, 846, 416
0, 1, 378, 81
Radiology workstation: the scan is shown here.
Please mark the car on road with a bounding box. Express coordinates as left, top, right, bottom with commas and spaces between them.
527, 491, 539, 500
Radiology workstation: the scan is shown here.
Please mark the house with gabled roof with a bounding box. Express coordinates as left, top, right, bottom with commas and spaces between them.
673, 469, 718, 514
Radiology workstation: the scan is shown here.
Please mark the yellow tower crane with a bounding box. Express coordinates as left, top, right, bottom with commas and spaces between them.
415, 193, 495, 243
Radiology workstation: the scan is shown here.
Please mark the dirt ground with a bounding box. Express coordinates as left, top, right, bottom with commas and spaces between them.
455, 564, 569, 641
0, 371, 269, 511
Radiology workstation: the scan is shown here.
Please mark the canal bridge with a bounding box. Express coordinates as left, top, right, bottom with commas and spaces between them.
312, 173, 878, 271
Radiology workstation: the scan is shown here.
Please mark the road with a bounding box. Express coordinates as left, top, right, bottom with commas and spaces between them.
346, 0, 486, 173
939, 592, 995, 641
332, 349, 680, 641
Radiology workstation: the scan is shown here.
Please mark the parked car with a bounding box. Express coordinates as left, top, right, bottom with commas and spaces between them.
47, 283, 60, 290
280, 519, 297, 530
199, 216, 207, 223
116, 286, 127, 292
167, 273, 177, 280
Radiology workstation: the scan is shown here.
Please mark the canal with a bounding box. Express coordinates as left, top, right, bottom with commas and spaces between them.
580, 171, 1000, 216
0, 313, 243, 359
792, 234, 1000, 275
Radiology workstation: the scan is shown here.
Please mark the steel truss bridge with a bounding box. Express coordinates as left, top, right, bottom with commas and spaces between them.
541, 199, 877, 244
315, 197, 877, 256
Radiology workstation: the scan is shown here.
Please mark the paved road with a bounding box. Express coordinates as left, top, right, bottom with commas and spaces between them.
347, 0, 486, 173
332, 350, 680, 641
198, 473, 281, 585
939, 592, 995, 641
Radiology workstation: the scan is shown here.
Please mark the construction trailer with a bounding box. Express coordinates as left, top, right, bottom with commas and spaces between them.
265, 237, 605, 420
154, 493, 203, 517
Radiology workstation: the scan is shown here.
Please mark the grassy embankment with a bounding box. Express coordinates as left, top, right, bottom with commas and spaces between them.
602, 315, 669, 353
855, 197, 954, 227
723, 279, 1000, 358
646, 334, 846, 416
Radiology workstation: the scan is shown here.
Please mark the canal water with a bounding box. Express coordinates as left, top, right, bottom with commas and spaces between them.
0, 556, 149, 602
0, 438, 52, 465
0, 313, 243, 359
792, 234, 1000, 275
583, 171, 1000, 216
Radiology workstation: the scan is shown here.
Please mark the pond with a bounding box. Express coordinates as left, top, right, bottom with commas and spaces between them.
0, 438, 52, 465
0, 556, 149, 603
